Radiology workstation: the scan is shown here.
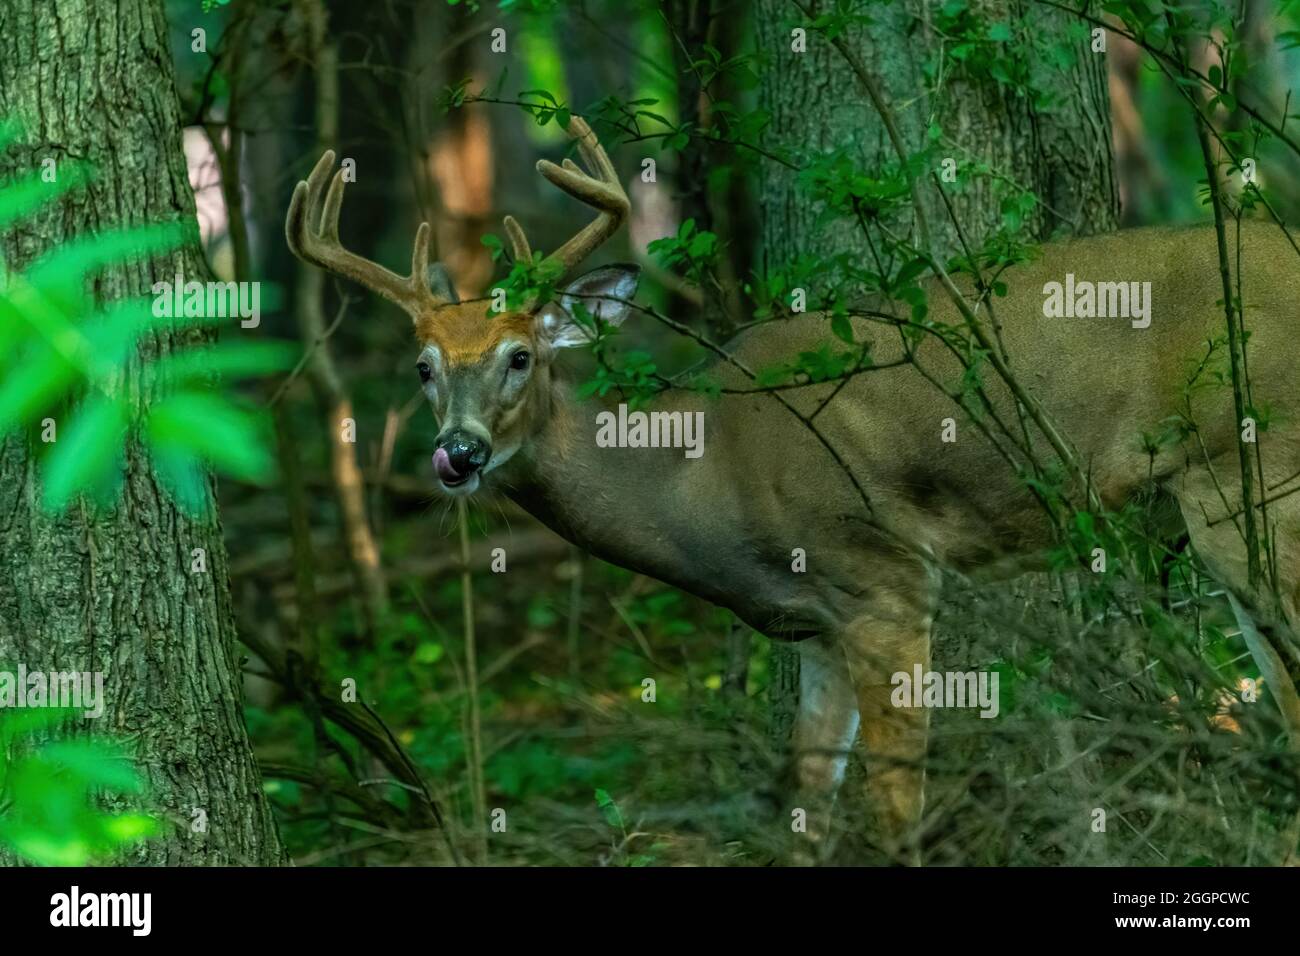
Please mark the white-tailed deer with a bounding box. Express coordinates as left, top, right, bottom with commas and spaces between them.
287, 117, 1300, 863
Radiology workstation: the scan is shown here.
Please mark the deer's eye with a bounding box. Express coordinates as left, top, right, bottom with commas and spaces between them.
416, 361, 432, 382
509, 350, 531, 371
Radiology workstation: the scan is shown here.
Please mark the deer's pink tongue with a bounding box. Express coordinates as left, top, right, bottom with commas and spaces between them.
433, 447, 462, 481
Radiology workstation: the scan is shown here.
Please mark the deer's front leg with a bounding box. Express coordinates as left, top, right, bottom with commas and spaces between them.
840, 581, 935, 864
789, 635, 859, 863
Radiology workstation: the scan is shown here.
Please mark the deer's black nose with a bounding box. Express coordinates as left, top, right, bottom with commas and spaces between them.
439, 431, 490, 477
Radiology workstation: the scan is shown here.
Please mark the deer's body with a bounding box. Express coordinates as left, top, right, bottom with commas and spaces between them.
503, 221, 1300, 634
288, 120, 1300, 864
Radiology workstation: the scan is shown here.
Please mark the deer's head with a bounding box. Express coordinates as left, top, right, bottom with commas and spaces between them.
286, 117, 637, 496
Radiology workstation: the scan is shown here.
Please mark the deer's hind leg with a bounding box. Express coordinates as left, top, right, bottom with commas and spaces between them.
1172, 457, 1300, 653
837, 565, 938, 864
1172, 459, 1300, 755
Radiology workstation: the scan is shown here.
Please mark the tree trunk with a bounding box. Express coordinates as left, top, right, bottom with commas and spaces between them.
756, 0, 1116, 262
0, 0, 285, 865
753, 0, 1117, 813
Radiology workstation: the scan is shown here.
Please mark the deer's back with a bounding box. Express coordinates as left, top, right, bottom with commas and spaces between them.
707, 220, 1299, 570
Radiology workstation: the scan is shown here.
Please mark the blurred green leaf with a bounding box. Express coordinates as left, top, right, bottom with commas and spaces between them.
40, 395, 128, 510
0, 165, 91, 230
0, 713, 157, 866
39, 740, 143, 793
145, 390, 275, 485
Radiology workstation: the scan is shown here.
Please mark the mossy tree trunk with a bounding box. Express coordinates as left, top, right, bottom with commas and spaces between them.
0, 0, 284, 865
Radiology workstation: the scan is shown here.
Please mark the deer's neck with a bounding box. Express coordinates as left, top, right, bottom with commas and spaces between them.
496, 376, 849, 638
498, 380, 694, 575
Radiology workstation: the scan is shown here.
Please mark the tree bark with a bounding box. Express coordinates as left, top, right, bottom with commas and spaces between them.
756, 0, 1116, 262
0, 0, 285, 865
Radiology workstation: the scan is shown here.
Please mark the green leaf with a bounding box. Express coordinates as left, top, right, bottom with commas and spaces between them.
895, 257, 930, 286
635, 110, 674, 127
988, 21, 1013, 42
413, 642, 444, 665
0, 827, 91, 867
80, 297, 165, 376
0, 339, 77, 435
519, 88, 558, 105
151, 341, 295, 387
0, 165, 91, 230
24, 222, 186, 297
103, 813, 160, 842
0, 708, 77, 747
39, 740, 143, 793
149, 443, 207, 512
594, 788, 624, 829
146, 390, 274, 484
40, 394, 128, 511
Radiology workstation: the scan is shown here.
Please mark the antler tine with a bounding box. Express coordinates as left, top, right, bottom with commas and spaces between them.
503, 115, 630, 306
502, 214, 532, 263
285, 151, 449, 319
569, 116, 618, 184
285, 150, 334, 261
320, 170, 347, 241
411, 221, 432, 281
304, 149, 337, 233
539, 118, 630, 276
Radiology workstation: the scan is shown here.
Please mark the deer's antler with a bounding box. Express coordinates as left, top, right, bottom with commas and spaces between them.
503, 116, 630, 303
286, 150, 449, 317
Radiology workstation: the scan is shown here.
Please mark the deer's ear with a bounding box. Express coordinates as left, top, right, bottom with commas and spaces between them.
426, 263, 459, 304
536, 263, 641, 349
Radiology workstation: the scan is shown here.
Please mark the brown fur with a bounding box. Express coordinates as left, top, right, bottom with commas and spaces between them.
415, 306, 537, 366
412, 220, 1298, 863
